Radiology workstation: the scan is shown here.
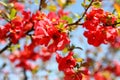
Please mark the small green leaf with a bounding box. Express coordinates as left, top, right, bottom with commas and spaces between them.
61, 16, 73, 24
72, 13, 80, 19
116, 0, 120, 4
35, 0, 39, 5
47, 5, 56, 11
76, 58, 84, 62
10, 8, 17, 20
92, 1, 101, 8
62, 47, 68, 54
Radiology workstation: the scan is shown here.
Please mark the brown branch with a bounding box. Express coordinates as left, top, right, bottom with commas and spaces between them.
0, 42, 12, 54
0, 27, 33, 54
39, 0, 42, 11
68, 22, 83, 26
105, 22, 120, 27
113, 22, 120, 26
39, 0, 46, 11
68, 0, 94, 26
0, 63, 6, 70
23, 68, 28, 80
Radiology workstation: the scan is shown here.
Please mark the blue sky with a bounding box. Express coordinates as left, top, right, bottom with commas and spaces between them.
1, 0, 120, 80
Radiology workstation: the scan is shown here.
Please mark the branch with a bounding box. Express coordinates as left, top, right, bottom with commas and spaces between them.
0, 42, 12, 54
68, 0, 94, 26
105, 22, 120, 27
23, 68, 28, 80
113, 22, 120, 26
67, 22, 83, 26
39, 0, 42, 11
0, 27, 33, 54
39, 0, 46, 11
0, 63, 6, 70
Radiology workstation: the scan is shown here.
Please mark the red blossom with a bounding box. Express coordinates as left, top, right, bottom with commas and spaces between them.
9, 44, 40, 70
14, 2, 24, 11
39, 47, 53, 61
110, 34, 120, 48
114, 61, 120, 76
83, 8, 118, 46
0, 11, 33, 44
56, 52, 76, 75
32, 11, 70, 52
64, 72, 82, 80
94, 72, 106, 80
58, 9, 69, 18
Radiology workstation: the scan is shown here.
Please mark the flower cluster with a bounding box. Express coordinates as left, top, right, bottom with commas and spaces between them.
93, 61, 120, 80
9, 44, 39, 70
83, 8, 118, 46
0, 10, 32, 44
56, 52, 76, 75
56, 52, 90, 80
9, 44, 54, 70
1, 7, 71, 70
32, 11, 70, 52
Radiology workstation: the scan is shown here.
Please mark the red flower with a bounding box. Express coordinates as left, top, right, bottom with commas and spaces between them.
56, 52, 76, 75
64, 72, 82, 80
84, 27, 106, 46
0, 25, 10, 42
32, 11, 70, 52
110, 35, 120, 48
47, 27, 70, 52
83, 8, 118, 46
39, 47, 53, 61
9, 44, 40, 70
1, 11, 33, 44
14, 2, 24, 11
114, 61, 120, 76
94, 72, 106, 80
57, 9, 69, 18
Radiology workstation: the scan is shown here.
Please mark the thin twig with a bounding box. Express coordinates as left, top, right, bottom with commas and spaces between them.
0, 26, 33, 54
105, 22, 120, 27
0, 63, 6, 70
68, 22, 83, 26
39, 0, 42, 11
39, 0, 46, 11
68, 0, 94, 26
113, 22, 120, 26
0, 42, 12, 54
23, 68, 27, 80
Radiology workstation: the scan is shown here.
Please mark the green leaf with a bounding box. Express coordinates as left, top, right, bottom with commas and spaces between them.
92, 1, 101, 8
62, 47, 68, 54
61, 16, 73, 24
47, 5, 56, 11
9, 44, 20, 51
76, 58, 84, 62
35, 0, 39, 5
116, 0, 120, 4
10, 8, 17, 20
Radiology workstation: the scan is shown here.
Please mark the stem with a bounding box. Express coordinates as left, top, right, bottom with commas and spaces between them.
74, 47, 83, 50
0, 1, 7, 7
68, 0, 94, 26
113, 22, 120, 26
0, 42, 12, 54
39, 0, 46, 11
23, 68, 27, 80
105, 22, 120, 27
39, 0, 42, 11
68, 22, 83, 26
0, 63, 6, 70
